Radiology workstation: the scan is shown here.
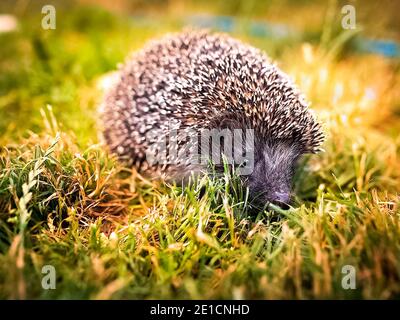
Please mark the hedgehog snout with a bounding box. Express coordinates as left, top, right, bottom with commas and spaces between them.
247, 168, 293, 209
247, 179, 292, 209
269, 191, 291, 209
246, 141, 299, 209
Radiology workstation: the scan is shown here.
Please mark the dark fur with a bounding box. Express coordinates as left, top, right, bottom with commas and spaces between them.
210, 117, 301, 207
246, 140, 301, 207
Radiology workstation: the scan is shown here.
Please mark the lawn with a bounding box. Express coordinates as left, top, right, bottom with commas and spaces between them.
0, 0, 400, 299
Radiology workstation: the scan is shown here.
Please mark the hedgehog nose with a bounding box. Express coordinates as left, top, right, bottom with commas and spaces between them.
271, 192, 290, 209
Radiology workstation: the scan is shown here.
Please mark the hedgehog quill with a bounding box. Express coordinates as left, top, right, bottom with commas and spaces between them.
100, 30, 324, 208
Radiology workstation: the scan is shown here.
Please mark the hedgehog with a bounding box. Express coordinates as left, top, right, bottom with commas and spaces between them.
99, 30, 324, 208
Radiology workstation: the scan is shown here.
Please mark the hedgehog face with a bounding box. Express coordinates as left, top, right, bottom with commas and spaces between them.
246, 140, 301, 208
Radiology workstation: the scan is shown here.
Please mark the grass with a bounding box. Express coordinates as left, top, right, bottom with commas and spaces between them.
0, 1, 400, 299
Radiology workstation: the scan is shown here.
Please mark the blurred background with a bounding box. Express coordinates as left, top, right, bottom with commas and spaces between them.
0, 0, 399, 145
